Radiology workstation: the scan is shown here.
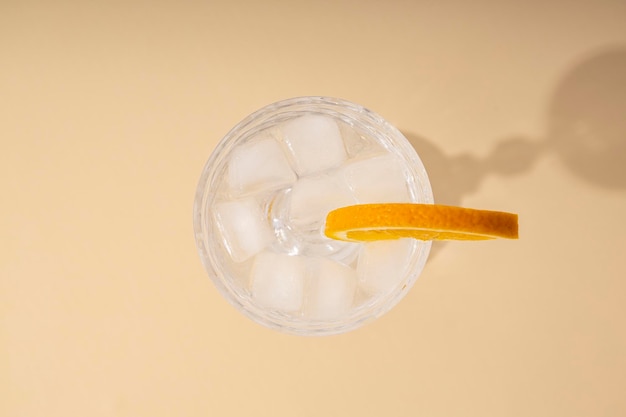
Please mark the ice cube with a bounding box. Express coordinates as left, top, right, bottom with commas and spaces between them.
289, 174, 356, 226
338, 121, 384, 158
250, 252, 306, 312
342, 154, 412, 203
305, 258, 357, 320
214, 197, 273, 262
281, 115, 347, 175
357, 239, 415, 295
228, 135, 296, 196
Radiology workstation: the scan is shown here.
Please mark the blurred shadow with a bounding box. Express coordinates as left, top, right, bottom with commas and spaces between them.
403, 134, 542, 207
547, 46, 626, 189
402, 45, 626, 258
403, 133, 542, 258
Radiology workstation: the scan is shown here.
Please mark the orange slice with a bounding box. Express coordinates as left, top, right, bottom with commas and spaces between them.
324, 203, 518, 242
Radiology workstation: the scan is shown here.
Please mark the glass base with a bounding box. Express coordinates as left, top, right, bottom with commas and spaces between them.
265, 187, 360, 263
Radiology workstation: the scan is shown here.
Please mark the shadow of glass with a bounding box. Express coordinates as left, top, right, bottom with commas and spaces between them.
547, 46, 626, 189
403, 134, 542, 207
402, 133, 541, 258
401, 45, 626, 259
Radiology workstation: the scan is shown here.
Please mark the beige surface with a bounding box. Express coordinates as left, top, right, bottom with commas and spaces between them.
2, 1, 626, 416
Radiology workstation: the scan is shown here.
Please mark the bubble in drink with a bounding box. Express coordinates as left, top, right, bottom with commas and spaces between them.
250, 251, 306, 312
214, 198, 274, 262
228, 135, 296, 196
281, 115, 347, 175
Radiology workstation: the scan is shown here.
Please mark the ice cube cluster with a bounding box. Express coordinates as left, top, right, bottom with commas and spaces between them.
250, 252, 358, 319
212, 114, 418, 321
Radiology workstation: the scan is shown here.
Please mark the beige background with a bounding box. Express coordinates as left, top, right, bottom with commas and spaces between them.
2, 1, 626, 416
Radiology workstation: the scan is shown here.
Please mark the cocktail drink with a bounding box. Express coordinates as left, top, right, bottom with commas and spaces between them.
193, 97, 433, 335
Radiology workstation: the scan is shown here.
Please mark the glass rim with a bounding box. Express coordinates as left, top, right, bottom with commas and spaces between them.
193, 96, 433, 335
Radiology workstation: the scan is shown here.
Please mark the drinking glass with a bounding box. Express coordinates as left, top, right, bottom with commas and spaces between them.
193, 97, 433, 335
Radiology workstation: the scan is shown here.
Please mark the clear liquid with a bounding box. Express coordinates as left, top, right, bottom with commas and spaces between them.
202, 108, 428, 333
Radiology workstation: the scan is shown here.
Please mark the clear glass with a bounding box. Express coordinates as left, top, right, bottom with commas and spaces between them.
193, 97, 433, 335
